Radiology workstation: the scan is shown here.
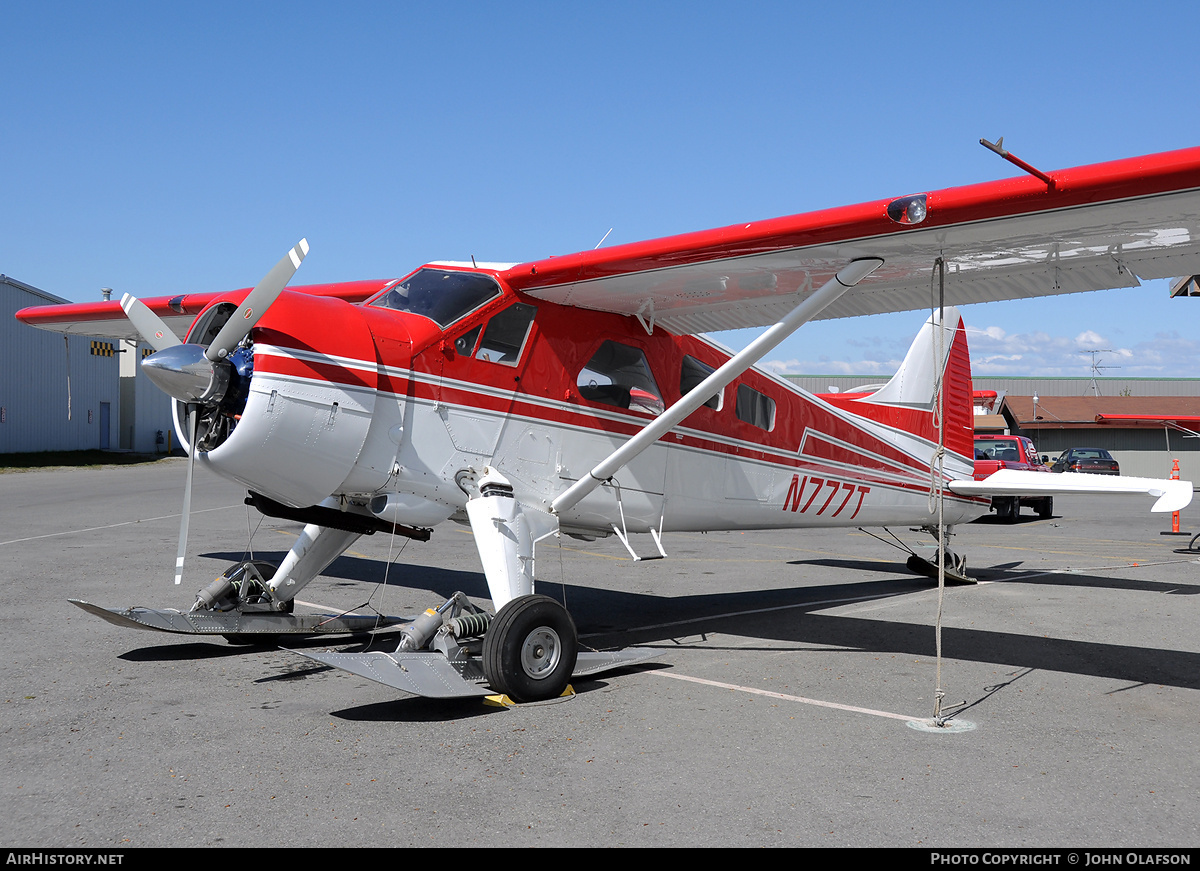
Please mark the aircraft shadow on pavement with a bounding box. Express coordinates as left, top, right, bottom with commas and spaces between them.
117, 551, 1200, 708
785, 554, 1200, 595
978, 569, 1200, 595
969, 514, 1057, 526
570, 567, 1200, 694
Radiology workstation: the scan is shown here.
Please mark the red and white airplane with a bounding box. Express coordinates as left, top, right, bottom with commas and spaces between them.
16, 141, 1200, 702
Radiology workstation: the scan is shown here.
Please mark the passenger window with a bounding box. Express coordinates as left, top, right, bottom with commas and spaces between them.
735, 384, 775, 431
475, 303, 537, 365
680, 355, 721, 410
577, 341, 664, 416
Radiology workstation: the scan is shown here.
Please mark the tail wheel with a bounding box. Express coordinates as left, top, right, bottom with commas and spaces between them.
483, 595, 578, 702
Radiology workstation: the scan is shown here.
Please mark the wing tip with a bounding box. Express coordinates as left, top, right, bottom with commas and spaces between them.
1151, 480, 1194, 513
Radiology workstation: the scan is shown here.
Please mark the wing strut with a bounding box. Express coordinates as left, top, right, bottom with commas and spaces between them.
550, 257, 884, 516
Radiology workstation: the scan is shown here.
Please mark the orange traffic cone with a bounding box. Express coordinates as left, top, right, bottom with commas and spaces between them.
1162, 459, 1189, 536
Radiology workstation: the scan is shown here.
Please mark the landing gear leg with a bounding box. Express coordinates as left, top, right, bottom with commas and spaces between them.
190, 560, 292, 645
70, 521, 398, 640
266, 522, 363, 607
289, 473, 652, 699
190, 522, 362, 645
466, 467, 577, 700
906, 524, 975, 585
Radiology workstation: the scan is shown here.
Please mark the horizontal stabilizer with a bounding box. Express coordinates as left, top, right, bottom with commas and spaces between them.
947, 470, 1194, 513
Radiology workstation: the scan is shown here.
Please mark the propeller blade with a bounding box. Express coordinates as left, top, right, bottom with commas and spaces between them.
205, 238, 309, 362
174, 406, 198, 585
120, 293, 182, 353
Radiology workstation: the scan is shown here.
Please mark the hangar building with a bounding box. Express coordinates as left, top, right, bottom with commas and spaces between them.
2, 275, 173, 455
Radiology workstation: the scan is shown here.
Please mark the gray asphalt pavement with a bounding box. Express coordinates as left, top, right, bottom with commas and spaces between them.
3, 460, 1199, 848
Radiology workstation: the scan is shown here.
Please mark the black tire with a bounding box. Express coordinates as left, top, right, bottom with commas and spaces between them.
1037, 497, 1053, 519
998, 497, 1018, 523
483, 595, 578, 702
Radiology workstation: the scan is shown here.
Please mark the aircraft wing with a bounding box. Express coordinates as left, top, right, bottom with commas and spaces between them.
14, 279, 392, 342
948, 469, 1194, 514
502, 146, 1200, 334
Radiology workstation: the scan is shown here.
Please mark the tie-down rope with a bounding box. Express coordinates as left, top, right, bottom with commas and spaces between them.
929, 257, 948, 723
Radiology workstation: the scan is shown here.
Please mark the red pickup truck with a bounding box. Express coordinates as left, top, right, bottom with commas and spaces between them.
973, 434, 1053, 521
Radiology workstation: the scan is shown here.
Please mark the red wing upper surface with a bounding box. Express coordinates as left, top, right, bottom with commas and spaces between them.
502, 146, 1200, 334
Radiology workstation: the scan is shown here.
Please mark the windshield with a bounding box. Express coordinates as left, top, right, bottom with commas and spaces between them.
370, 269, 502, 327
975, 438, 1019, 461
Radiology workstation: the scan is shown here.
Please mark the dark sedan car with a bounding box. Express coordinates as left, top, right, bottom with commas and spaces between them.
1050, 448, 1120, 475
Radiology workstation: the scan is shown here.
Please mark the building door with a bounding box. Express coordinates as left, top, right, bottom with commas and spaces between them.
99, 402, 110, 450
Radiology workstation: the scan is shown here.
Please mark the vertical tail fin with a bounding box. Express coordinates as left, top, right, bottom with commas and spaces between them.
849, 308, 975, 461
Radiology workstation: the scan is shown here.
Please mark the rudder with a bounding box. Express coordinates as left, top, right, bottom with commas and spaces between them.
845, 308, 974, 461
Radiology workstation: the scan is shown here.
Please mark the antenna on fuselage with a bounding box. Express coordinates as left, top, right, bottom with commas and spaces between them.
471, 255, 477, 268
595, 228, 613, 249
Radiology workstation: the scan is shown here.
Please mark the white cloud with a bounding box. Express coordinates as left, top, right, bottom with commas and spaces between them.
762, 357, 901, 376
763, 326, 1200, 379
1074, 330, 1106, 347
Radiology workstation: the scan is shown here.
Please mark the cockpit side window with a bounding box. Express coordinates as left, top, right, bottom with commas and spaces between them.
577, 341, 664, 416
454, 325, 482, 356
370, 269, 502, 327
475, 302, 537, 365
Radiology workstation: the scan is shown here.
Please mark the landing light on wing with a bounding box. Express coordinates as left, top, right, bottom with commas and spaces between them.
886, 193, 928, 225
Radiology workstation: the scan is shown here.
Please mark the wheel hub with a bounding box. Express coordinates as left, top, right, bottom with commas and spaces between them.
520, 627, 561, 679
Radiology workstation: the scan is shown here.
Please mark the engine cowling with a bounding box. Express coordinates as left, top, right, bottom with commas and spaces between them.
183, 291, 396, 508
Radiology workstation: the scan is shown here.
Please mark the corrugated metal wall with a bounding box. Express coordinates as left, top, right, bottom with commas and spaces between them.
2, 281, 121, 453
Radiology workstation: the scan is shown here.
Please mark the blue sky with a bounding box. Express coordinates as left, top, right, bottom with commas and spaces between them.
4, 2, 1199, 378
